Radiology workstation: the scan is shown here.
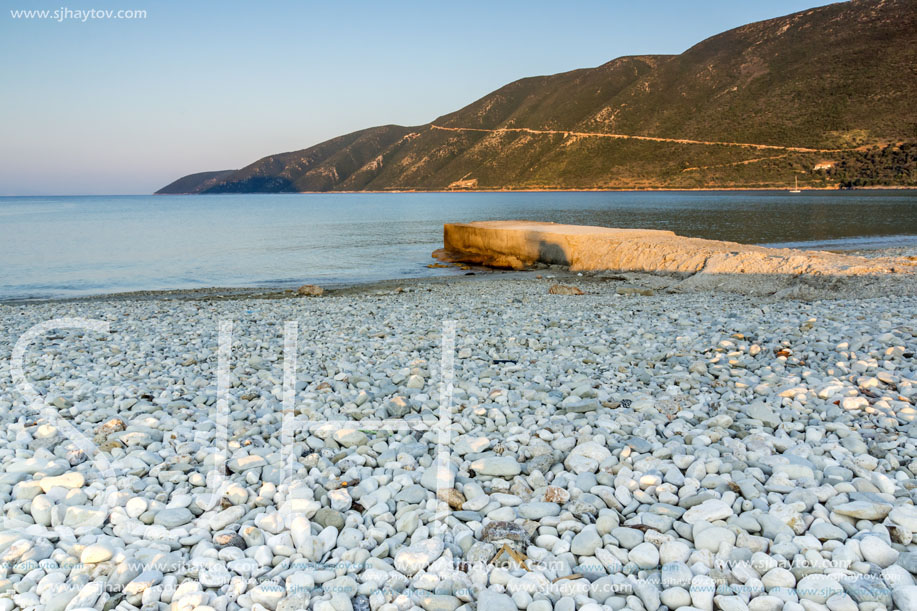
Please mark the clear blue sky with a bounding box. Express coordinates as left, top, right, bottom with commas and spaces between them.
0, 0, 835, 195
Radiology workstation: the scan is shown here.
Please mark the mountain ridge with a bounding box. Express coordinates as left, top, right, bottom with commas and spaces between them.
158, 0, 917, 194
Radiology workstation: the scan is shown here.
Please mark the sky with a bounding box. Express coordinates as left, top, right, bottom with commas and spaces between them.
0, 0, 836, 195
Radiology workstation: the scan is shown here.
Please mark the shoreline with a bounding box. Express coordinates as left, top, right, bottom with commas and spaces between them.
3, 236, 916, 306
7, 185, 917, 198
153, 185, 917, 196
0, 268, 523, 306
4, 259, 917, 307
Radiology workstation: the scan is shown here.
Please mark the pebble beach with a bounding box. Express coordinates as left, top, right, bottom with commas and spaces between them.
1, 274, 916, 611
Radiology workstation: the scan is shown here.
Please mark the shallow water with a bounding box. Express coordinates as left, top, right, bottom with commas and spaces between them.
1, 190, 916, 300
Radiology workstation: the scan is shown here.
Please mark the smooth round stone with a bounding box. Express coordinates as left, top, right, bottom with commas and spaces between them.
393, 539, 443, 576
487, 506, 516, 521
80, 543, 113, 564
571, 526, 602, 556
751, 552, 779, 574
596, 514, 619, 535
691, 575, 716, 611
797, 574, 843, 603
395, 485, 427, 504
860, 535, 899, 567
660, 540, 691, 564
629, 542, 659, 569
694, 526, 736, 552
746, 403, 780, 427
889, 506, 917, 533
153, 507, 194, 528
337, 528, 362, 549
30, 495, 52, 526
126, 497, 148, 519
564, 442, 611, 474
882, 564, 915, 589
333, 428, 368, 447
491, 493, 522, 507
418, 594, 460, 611
555, 597, 576, 611
517, 502, 561, 520
809, 521, 847, 541
63, 505, 107, 529
453, 436, 490, 455
223, 483, 249, 505
611, 527, 644, 549
572, 469, 597, 489
661, 562, 693, 588
38, 472, 85, 492
715, 595, 751, 611
661, 587, 692, 609
683, 499, 734, 524
749, 595, 784, 611
200, 566, 232, 588
476, 590, 517, 611
313, 508, 345, 529
125, 569, 164, 596
420, 462, 456, 492
893, 586, 917, 611
462, 495, 489, 512
826, 593, 859, 611
470, 456, 521, 477
227, 454, 267, 472
214, 531, 246, 549
12, 481, 42, 501
327, 489, 351, 511
833, 501, 892, 520
824, 466, 853, 484
250, 583, 285, 609
761, 567, 795, 590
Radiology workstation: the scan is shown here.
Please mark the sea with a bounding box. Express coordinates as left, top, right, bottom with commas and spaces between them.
2, 190, 916, 301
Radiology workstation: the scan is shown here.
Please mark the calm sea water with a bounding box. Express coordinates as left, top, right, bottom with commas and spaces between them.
2, 191, 916, 300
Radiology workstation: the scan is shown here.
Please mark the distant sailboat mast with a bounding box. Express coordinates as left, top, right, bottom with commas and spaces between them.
789, 176, 801, 193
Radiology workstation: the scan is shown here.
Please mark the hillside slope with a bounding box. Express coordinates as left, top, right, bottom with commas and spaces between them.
159, 0, 917, 193
157, 170, 237, 195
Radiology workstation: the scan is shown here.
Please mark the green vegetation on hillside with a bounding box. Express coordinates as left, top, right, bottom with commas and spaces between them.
158, 0, 917, 194
828, 144, 917, 188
